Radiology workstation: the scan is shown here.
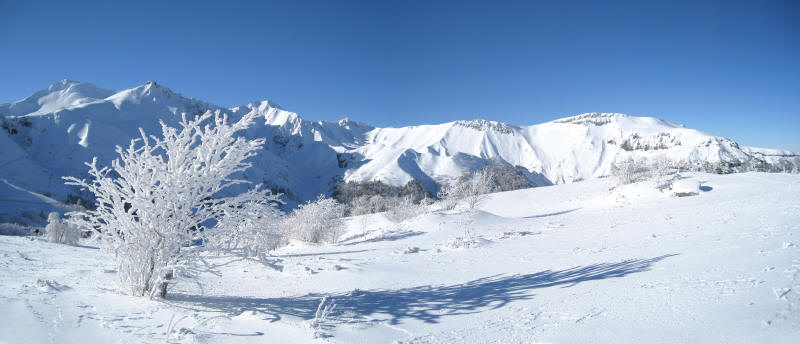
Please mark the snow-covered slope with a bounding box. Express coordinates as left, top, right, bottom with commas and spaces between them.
348, 113, 770, 187
2, 172, 799, 342
0, 81, 348, 221
1, 81, 797, 223
0, 79, 117, 117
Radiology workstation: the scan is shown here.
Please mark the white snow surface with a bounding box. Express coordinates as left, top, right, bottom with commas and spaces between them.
670, 178, 702, 196
1, 80, 798, 223
1, 172, 799, 343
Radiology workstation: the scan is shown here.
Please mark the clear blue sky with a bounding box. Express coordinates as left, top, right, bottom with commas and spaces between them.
1, 0, 798, 150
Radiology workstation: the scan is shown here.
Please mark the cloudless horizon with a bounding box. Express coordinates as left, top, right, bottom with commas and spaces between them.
1, 0, 798, 150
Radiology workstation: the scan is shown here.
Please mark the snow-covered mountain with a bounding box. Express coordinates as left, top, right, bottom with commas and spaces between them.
1, 80, 798, 223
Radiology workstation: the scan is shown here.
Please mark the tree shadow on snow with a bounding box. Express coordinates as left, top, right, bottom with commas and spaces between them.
270, 249, 374, 258
522, 207, 582, 219
168, 254, 677, 325
340, 230, 425, 246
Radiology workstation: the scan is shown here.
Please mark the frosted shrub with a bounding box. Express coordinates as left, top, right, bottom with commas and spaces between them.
288, 196, 346, 244
649, 154, 675, 184
0, 223, 33, 236
612, 158, 652, 185
45, 212, 81, 245
437, 183, 459, 211
310, 296, 337, 338
384, 196, 424, 223
612, 156, 677, 187
64, 110, 276, 298
443, 211, 479, 249
207, 189, 285, 257
348, 195, 383, 216
438, 167, 494, 210
464, 168, 493, 209
348, 195, 371, 216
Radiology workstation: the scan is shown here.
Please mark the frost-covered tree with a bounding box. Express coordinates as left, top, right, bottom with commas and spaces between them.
647, 154, 677, 187
612, 157, 651, 185
287, 195, 347, 244
44, 212, 81, 245
64, 110, 277, 298
384, 195, 425, 223
436, 183, 460, 211
348, 194, 381, 216
438, 167, 494, 210
612, 156, 680, 186
464, 168, 493, 209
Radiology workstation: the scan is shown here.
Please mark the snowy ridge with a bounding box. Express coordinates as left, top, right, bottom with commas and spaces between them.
742, 146, 800, 158
1, 80, 797, 223
551, 112, 629, 126
0, 79, 116, 116
453, 119, 516, 134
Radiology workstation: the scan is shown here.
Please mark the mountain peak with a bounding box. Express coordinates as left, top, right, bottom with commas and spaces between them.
337, 117, 372, 130
101, 82, 220, 118
253, 100, 284, 110
42, 79, 100, 93
49, 78, 81, 90
136, 80, 177, 96
1, 80, 116, 116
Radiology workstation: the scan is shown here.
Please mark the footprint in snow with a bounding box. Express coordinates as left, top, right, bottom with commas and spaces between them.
772, 287, 791, 300
34, 279, 70, 292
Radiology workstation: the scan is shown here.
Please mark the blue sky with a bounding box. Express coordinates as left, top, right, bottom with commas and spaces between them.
1, 0, 798, 150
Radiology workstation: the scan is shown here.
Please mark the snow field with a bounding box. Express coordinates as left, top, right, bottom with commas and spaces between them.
1, 172, 798, 343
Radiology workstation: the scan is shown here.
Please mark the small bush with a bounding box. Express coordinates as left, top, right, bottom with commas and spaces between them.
438, 167, 494, 210
207, 192, 285, 257
348, 194, 389, 216
287, 196, 346, 244
0, 223, 33, 236
45, 212, 81, 245
612, 155, 678, 187
437, 184, 459, 211
612, 158, 652, 185
384, 196, 426, 223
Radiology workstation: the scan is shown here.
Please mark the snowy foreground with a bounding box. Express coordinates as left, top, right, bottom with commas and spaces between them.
1, 172, 799, 343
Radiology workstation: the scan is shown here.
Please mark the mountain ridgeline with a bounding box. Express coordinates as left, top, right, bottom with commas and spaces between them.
1, 80, 798, 223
